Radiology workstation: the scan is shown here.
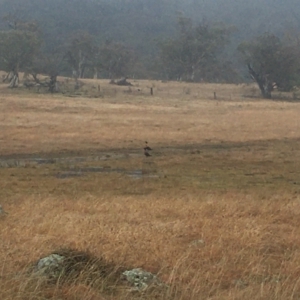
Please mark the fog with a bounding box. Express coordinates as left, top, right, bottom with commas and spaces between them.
0, 0, 299, 81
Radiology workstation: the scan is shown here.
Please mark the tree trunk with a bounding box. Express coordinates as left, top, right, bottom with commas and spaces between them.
71, 69, 80, 90
247, 64, 272, 99
78, 50, 86, 78
3, 72, 13, 83
79, 66, 85, 78
9, 71, 19, 88
259, 81, 272, 99
188, 66, 196, 82
49, 75, 58, 93
93, 68, 98, 79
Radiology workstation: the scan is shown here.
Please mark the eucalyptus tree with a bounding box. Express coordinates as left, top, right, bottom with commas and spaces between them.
238, 33, 300, 98
97, 41, 134, 79
0, 20, 40, 87
158, 17, 233, 82
64, 30, 97, 80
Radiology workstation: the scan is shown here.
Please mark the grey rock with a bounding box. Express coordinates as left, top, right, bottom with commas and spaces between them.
122, 268, 165, 291
36, 254, 65, 278
189, 239, 205, 247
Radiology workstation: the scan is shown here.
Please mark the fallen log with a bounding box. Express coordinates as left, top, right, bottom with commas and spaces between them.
109, 77, 133, 86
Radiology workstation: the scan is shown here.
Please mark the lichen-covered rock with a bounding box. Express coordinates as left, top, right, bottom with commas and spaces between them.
122, 268, 165, 291
33, 249, 123, 286
36, 254, 65, 278
189, 239, 205, 247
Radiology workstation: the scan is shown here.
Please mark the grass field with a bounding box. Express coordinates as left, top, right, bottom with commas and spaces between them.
1, 78, 300, 299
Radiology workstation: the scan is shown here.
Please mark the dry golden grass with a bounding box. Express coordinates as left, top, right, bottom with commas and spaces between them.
0, 78, 299, 155
1, 78, 300, 299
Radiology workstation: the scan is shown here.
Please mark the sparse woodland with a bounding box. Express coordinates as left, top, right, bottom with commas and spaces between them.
0, 0, 300, 98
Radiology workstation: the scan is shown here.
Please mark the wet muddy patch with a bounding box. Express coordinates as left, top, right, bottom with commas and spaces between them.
56, 167, 159, 180
0, 153, 131, 168
0, 151, 159, 181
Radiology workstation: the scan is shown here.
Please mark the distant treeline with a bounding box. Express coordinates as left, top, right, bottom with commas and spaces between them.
0, 0, 300, 97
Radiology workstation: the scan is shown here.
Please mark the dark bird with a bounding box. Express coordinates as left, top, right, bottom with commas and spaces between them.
144, 148, 151, 157
144, 141, 152, 151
